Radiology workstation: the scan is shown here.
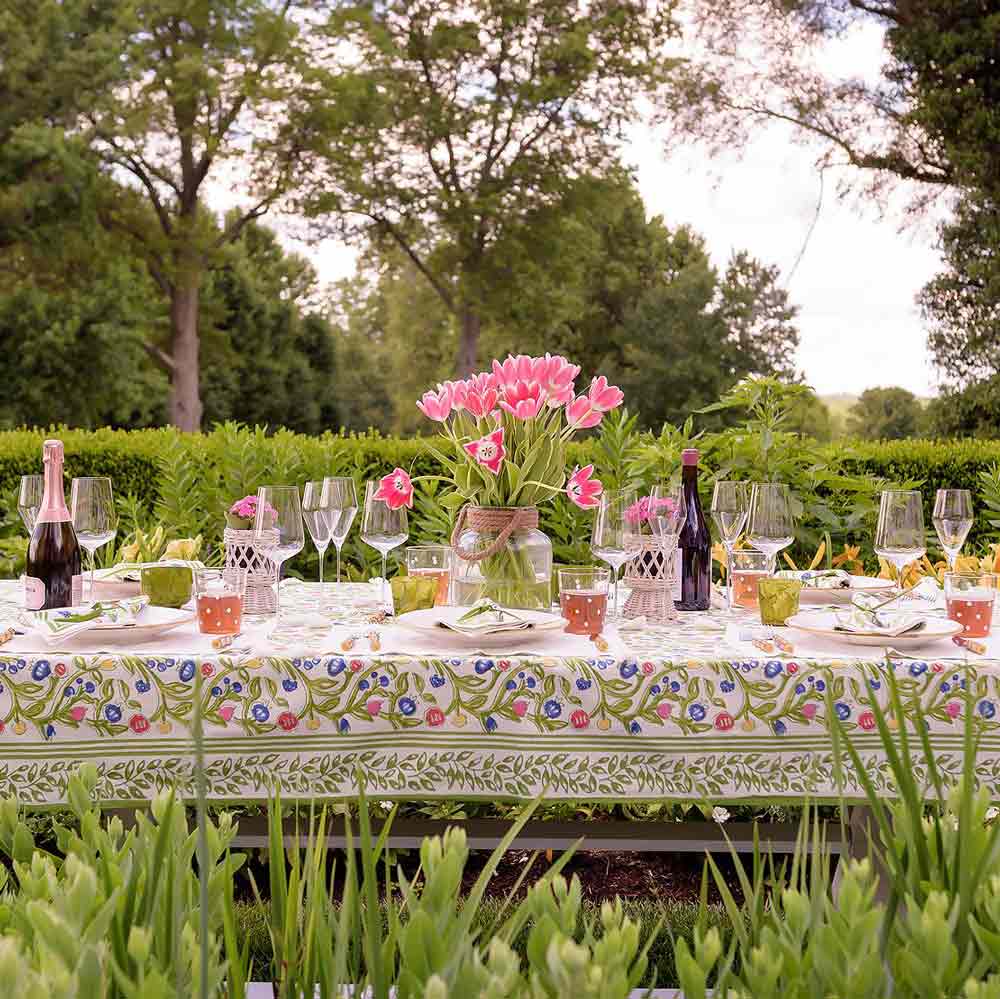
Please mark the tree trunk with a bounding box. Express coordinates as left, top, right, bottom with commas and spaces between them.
168, 272, 203, 431
457, 307, 481, 378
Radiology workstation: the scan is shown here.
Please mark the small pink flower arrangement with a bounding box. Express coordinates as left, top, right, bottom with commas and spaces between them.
414, 354, 623, 510
226, 494, 278, 530
624, 495, 678, 526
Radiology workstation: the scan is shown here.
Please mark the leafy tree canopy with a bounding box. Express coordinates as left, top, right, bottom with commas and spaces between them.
846, 386, 924, 440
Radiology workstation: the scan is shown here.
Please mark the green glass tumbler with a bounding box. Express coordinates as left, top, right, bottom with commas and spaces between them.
757, 578, 802, 626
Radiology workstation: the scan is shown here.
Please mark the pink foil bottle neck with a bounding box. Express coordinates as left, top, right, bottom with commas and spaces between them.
38, 439, 71, 523
681, 448, 699, 466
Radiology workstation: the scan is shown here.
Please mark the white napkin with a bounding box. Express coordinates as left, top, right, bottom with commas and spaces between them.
834, 593, 926, 636
18, 596, 151, 645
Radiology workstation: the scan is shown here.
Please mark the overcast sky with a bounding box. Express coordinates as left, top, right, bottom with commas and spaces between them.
265, 17, 948, 400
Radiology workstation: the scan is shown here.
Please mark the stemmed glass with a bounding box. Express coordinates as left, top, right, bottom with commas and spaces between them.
710, 480, 750, 612
322, 476, 358, 583
361, 481, 408, 612
17, 475, 43, 534
648, 481, 686, 622
70, 477, 118, 601
933, 488, 973, 572
747, 483, 795, 575
875, 489, 926, 587
254, 485, 305, 633
302, 481, 332, 606
591, 488, 641, 622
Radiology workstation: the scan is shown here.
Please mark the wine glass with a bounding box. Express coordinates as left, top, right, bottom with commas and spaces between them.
591, 487, 641, 622
17, 475, 43, 534
933, 488, 973, 572
361, 480, 408, 613
254, 485, 305, 632
746, 483, 795, 575
874, 489, 926, 586
649, 481, 686, 622
710, 480, 750, 612
322, 476, 358, 583
302, 481, 332, 606
70, 477, 118, 601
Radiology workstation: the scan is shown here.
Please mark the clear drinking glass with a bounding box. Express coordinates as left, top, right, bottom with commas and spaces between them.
648, 481, 686, 622
874, 489, 926, 587
361, 480, 408, 613
254, 485, 305, 632
591, 488, 641, 622
558, 567, 611, 635
933, 488, 973, 572
70, 477, 118, 601
730, 550, 769, 610
322, 476, 358, 584
18, 475, 43, 534
711, 480, 750, 612
194, 568, 248, 636
302, 481, 333, 604
406, 545, 452, 606
747, 483, 795, 575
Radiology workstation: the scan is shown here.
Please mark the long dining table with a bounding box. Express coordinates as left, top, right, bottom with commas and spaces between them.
0, 579, 996, 810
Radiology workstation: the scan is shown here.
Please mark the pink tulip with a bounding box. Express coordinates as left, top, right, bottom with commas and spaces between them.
416, 386, 452, 422
463, 428, 506, 474
566, 395, 603, 429
464, 386, 499, 418
374, 467, 414, 510
499, 380, 545, 420
443, 379, 468, 411
588, 376, 624, 412
566, 464, 604, 509
535, 354, 580, 406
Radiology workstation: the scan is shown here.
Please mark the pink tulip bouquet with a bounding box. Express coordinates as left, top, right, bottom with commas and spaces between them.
415, 353, 623, 511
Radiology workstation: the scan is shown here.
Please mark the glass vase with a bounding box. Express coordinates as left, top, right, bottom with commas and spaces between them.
451, 506, 553, 610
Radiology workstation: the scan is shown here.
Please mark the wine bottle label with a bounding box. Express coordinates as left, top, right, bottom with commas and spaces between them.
24, 576, 44, 610
672, 548, 683, 601
72, 574, 83, 605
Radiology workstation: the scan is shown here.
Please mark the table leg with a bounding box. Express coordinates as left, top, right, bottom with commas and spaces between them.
832, 805, 891, 904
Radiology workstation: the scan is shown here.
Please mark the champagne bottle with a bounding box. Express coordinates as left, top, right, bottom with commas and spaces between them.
674, 448, 712, 611
25, 440, 82, 609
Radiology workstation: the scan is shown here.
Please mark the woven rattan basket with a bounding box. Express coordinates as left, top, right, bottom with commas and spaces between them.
224, 527, 278, 615
623, 536, 677, 623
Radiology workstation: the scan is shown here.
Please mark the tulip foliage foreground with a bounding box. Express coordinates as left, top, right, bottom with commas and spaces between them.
5, 686, 1000, 997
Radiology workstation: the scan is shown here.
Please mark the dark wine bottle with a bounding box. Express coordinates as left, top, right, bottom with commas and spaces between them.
674, 448, 712, 611
25, 439, 82, 610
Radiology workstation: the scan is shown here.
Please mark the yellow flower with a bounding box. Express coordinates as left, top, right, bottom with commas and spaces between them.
832, 544, 863, 575
808, 540, 826, 571
158, 721, 172, 734
306, 718, 321, 731
711, 543, 729, 577
119, 541, 141, 562
13, 721, 26, 735
452, 711, 467, 728
596, 718, 611, 731
741, 718, 755, 732
164, 536, 202, 560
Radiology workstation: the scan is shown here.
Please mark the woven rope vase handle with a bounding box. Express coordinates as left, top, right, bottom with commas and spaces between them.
450, 505, 536, 563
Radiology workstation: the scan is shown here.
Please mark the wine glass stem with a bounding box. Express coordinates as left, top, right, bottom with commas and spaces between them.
612, 567, 619, 621
275, 560, 282, 619
89, 548, 96, 602
335, 543, 342, 584
381, 553, 388, 611
318, 547, 325, 586
724, 542, 734, 611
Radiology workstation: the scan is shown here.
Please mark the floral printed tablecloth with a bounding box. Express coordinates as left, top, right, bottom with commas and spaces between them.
0, 580, 997, 805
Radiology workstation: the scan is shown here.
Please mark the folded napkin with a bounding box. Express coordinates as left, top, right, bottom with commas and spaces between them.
18, 596, 150, 645
776, 569, 852, 590
834, 594, 925, 636
444, 601, 532, 636
95, 560, 204, 583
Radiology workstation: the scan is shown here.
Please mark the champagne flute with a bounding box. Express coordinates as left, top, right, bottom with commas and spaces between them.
322, 476, 358, 583
70, 477, 118, 602
874, 489, 926, 586
591, 487, 641, 622
649, 481, 686, 622
711, 480, 750, 612
933, 488, 973, 572
254, 485, 305, 633
746, 483, 795, 575
302, 481, 332, 606
361, 480, 408, 612
18, 475, 43, 534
